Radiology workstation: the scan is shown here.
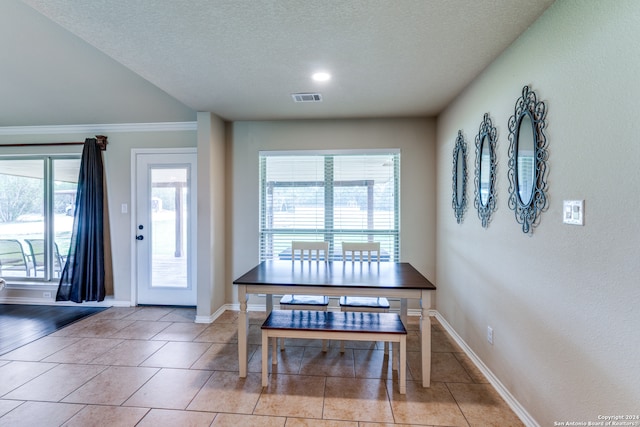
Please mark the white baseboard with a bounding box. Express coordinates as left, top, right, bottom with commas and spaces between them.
433, 311, 539, 427
194, 304, 232, 323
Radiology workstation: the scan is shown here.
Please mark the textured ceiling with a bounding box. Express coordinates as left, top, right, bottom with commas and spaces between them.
2, 0, 554, 125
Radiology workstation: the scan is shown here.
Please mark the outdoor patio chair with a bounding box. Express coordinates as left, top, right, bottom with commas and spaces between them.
0, 239, 31, 277
25, 239, 65, 278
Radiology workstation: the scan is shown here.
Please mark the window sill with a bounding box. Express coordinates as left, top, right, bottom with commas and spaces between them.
1, 281, 58, 291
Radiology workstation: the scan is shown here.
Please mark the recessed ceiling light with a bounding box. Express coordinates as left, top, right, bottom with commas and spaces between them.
312, 72, 331, 82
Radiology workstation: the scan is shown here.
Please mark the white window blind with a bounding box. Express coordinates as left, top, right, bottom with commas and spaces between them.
259, 150, 400, 261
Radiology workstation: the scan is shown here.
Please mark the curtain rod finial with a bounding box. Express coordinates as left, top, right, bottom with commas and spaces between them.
95, 135, 108, 151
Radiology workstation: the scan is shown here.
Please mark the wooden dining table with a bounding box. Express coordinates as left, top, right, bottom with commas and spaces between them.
233, 259, 437, 387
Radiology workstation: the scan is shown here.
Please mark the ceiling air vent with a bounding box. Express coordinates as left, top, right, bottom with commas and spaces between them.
291, 93, 322, 103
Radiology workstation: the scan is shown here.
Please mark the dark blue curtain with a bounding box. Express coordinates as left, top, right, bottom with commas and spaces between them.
56, 138, 105, 302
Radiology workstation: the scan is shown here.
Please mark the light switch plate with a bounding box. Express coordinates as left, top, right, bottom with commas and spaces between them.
563, 200, 584, 225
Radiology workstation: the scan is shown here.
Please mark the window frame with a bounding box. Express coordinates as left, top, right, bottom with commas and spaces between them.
0, 154, 80, 286
259, 149, 400, 261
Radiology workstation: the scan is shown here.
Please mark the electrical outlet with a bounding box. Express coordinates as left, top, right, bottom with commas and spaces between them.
487, 326, 494, 345
43, 292, 52, 298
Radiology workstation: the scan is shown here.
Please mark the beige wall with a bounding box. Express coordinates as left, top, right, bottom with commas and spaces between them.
436, 0, 640, 424
228, 118, 436, 306
196, 113, 226, 320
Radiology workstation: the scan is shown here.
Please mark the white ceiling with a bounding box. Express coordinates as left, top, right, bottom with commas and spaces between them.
2, 0, 554, 126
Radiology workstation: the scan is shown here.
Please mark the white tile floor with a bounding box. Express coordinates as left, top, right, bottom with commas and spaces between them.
0, 306, 524, 426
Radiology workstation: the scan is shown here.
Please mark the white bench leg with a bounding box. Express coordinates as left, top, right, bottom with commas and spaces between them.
262, 331, 269, 387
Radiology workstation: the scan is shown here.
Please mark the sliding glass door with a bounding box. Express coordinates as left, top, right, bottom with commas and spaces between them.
0, 156, 80, 282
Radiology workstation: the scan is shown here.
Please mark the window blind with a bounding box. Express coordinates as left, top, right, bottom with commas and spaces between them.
259, 150, 400, 261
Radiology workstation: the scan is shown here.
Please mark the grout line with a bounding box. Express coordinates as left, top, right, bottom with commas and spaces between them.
444, 381, 472, 427
0, 307, 526, 426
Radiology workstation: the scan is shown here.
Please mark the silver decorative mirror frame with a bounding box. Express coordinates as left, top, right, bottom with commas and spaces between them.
507, 85, 549, 234
452, 130, 467, 223
474, 113, 497, 228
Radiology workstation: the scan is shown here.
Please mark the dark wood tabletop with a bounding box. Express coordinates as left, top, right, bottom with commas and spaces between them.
233, 260, 436, 290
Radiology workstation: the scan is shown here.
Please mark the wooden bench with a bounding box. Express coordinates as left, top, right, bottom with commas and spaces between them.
261, 309, 407, 394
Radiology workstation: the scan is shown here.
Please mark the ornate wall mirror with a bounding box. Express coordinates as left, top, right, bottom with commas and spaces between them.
474, 113, 497, 228
452, 130, 468, 223
507, 85, 548, 234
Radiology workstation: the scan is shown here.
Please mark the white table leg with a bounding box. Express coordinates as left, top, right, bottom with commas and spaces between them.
399, 335, 406, 394
238, 285, 248, 378
400, 297, 408, 327
421, 290, 432, 387
266, 293, 273, 313
272, 336, 277, 365
392, 342, 398, 371
262, 330, 269, 387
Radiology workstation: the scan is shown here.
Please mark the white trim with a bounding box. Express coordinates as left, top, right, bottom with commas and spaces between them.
433, 311, 539, 427
132, 148, 197, 155
130, 148, 198, 306
194, 304, 230, 324
0, 122, 197, 136
259, 148, 400, 156
130, 151, 138, 306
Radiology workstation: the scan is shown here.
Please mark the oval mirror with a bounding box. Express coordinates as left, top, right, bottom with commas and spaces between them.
452, 130, 467, 223
455, 147, 465, 206
517, 113, 535, 205
474, 113, 497, 228
479, 135, 490, 206
507, 85, 549, 234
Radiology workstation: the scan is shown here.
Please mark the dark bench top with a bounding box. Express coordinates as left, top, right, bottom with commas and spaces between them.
262, 310, 406, 334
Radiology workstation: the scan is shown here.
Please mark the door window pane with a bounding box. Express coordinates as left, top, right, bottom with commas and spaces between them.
150, 167, 189, 288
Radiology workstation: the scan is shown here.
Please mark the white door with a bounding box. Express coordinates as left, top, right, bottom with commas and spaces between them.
135, 151, 197, 306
